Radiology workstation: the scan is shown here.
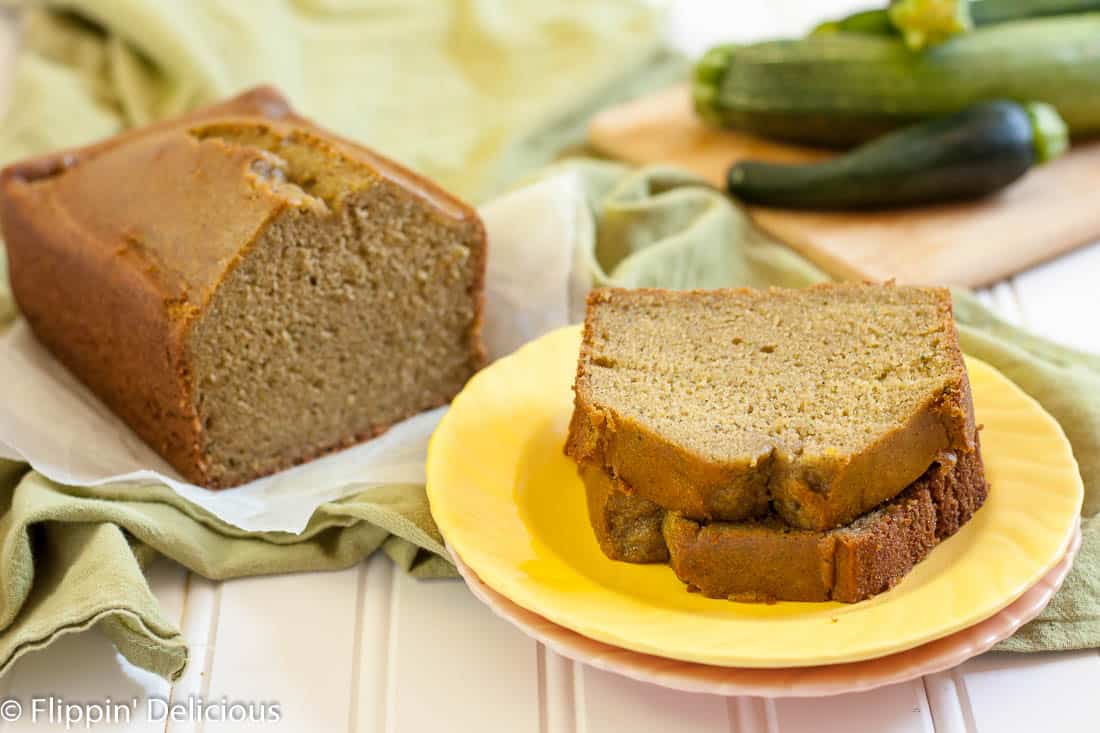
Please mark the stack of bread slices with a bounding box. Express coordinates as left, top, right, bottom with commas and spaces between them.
565, 284, 987, 603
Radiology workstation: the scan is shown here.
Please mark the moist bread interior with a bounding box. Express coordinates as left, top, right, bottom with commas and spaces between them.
186, 124, 480, 484
583, 286, 960, 471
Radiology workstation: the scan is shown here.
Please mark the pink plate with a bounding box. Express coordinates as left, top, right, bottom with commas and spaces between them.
450, 520, 1081, 698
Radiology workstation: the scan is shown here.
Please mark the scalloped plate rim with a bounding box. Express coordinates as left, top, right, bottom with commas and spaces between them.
449, 521, 1080, 697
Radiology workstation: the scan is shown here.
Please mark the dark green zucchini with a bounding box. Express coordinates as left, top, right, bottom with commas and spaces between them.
725, 100, 1066, 210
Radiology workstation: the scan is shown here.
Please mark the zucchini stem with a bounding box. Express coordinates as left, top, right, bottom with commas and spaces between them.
693, 45, 737, 126
1025, 102, 1069, 163
888, 0, 974, 50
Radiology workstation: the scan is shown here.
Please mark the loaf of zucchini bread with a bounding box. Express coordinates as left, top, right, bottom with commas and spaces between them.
0, 86, 487, 488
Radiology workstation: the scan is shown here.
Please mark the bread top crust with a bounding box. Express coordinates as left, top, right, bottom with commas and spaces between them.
0, 86, 482, 318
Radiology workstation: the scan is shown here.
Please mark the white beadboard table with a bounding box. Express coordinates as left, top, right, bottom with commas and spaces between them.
1, 2, 1099, 731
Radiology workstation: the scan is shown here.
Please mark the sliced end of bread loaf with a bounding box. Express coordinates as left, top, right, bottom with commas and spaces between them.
184, 120, 486, 486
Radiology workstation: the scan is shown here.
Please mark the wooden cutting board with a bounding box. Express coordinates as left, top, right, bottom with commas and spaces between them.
589, 85, 1100, 287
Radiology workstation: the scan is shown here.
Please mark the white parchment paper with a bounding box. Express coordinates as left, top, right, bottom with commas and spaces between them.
0, 172, 591, 532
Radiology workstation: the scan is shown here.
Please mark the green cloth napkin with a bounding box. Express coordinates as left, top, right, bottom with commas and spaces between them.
0, 0, 1097, 685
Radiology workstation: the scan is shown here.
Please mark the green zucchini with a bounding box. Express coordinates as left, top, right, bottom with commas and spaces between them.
695, 14, 1100, 147
725, 100, 1067, 210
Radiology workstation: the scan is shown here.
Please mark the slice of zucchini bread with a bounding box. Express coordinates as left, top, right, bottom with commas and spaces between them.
662, 444, 988, 603
565, 284, 976, 531
0, 87, 487, 488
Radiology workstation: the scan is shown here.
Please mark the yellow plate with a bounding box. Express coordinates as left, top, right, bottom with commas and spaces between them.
427, 326, 1083, 668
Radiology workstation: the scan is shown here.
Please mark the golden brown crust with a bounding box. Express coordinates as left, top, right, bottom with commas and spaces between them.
0, 86, 478, 228
580, 463, 669, 563
660, 443, 987, 603
0, 86, 487, 488
0, 194, 205, 479
662, 512, 838, 603
565, 285, 977, 531
566, 390, 774, 521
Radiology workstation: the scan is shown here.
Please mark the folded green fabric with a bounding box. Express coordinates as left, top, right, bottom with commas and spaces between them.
0, 460, 456, 681
0, 0, 1096, 684
2, 1, 685, 202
